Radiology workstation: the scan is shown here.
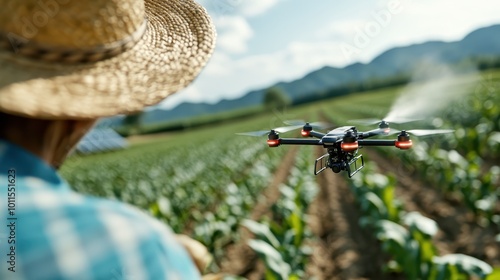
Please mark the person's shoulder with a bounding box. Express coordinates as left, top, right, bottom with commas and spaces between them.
85, 193, 175, 238
24, 179, 173, 237
77, 195, 201, 279
9, 174, 169, 238
10, 177, 200, 279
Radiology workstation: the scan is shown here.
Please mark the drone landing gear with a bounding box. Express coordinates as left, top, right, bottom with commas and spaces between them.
314, 153, 329, 175
314, 153, 364, 178
346, 154, 364, 178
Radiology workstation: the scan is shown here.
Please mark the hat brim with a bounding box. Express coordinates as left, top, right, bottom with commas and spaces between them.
0, 0, 215, 119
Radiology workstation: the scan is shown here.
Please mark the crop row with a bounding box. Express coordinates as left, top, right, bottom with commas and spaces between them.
349, 163, 497, 279
439, 71, 500, 159
244, 145, 318, 280
321, 72, 500, 227
61, 129, 288, 260
191, 145, 287, 262
396, 73, 500, 226
400, 143, 500, 226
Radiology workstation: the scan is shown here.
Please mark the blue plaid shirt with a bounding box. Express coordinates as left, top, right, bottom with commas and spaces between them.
0, 140, 201, 280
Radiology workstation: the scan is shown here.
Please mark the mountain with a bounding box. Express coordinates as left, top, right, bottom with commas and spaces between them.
143, 92, 263, 124
142, 24, 500, 125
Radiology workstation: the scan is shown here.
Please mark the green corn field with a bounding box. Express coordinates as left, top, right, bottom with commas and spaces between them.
60, 69, 500, 279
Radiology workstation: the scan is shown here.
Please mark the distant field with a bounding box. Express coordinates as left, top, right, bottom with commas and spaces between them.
60, 68, 500, 279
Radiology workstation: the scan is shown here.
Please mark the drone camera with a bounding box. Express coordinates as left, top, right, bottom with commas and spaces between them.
331, 162, 343, 173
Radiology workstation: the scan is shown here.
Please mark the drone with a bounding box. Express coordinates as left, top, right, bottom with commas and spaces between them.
238, 119, 453, 178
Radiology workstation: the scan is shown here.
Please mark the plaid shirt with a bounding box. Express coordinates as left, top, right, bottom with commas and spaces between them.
0, 140, 201, 280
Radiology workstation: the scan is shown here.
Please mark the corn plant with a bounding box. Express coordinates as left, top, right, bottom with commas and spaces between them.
433, 254, 495, 280
349, 164, 495, 279
402, 142, 500, 226
61, 126, 288, 262
244, 146, 318, 280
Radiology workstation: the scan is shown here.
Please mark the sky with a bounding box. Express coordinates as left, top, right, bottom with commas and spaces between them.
156, 0, 500, 110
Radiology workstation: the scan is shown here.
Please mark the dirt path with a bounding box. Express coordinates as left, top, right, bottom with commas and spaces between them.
364, 149, 500, 266
219, 146, 299, 278
306, 147, 397, 280
218, 128, 499, 279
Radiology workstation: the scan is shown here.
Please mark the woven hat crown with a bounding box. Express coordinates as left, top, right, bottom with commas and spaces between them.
0, 0, 145, 49
0, 0, 215, 119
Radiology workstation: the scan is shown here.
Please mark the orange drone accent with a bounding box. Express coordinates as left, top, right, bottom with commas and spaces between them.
341, 141, 359, 152
395, 140, 413, 149
267, 139, 280, 147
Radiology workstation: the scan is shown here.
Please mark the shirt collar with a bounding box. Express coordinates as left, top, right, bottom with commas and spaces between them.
0, 139, 67, 190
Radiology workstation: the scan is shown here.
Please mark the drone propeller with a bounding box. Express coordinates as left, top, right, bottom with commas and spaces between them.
236, 125, 302, 137
283, 120, 333, 130
349, 117, 421, 125
389, 129, 454, 137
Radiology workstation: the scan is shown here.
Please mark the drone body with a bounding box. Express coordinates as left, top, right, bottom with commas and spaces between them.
239, 120, 453, 178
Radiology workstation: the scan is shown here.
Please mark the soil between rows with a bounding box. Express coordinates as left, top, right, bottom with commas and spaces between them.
219, 146, 299, 279
219, 144, 401, 279
217, 140, 498, 279
305, 147, 401, 280
364, 149, 500, 267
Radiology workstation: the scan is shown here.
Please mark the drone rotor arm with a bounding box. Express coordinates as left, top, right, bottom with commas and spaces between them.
279, 138, 323, 146
357, 139, 396, 147
307, 130, 326, 139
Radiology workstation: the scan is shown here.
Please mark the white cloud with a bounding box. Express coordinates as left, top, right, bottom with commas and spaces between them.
400, 0, 500, 41
217, 40, 351, 94
158, 39, 349, 109
157, 0, 500, 111
194, 0, 282, 55
202, 52, 233, 76
236, 0, 281, 17
196, 0, 281, 18
316, 0, 500, 64
215, 16, 253, 54
157, 0, 284, 109
315, 19, 366, 41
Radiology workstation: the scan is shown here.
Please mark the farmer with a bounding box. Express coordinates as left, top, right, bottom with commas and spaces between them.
0, 0, 215, 279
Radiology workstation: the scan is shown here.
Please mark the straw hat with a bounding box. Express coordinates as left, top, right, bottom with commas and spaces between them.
0, 0, 215, 119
